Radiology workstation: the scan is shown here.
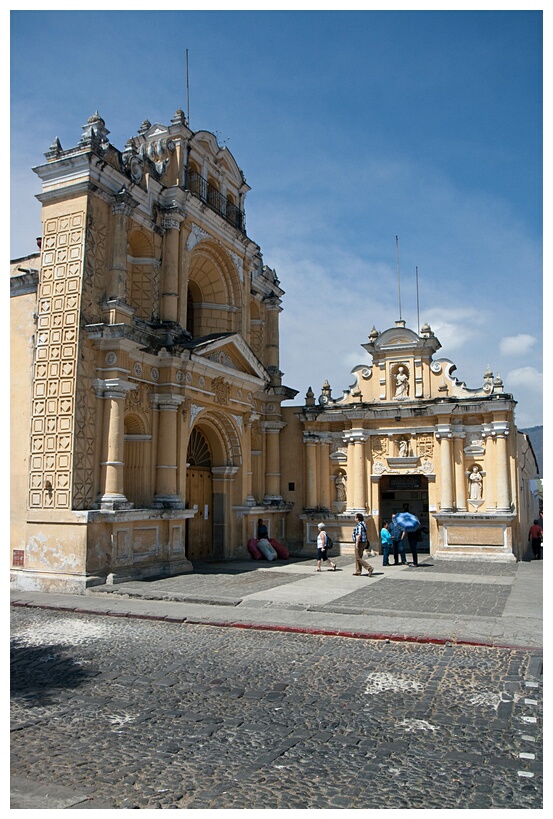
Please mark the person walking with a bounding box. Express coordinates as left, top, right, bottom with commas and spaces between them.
316, 522, 337, 572
406, 527, 421, 567
388, 514, 407, 565
380, 520, 393, 566
528, 519, 543, 560
352, 513, 374, 576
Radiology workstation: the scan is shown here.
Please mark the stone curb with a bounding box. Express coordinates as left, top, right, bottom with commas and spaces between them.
10, 599, 540, 652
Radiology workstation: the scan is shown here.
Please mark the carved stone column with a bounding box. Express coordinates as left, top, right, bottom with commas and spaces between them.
304, 433, 319, 509
344, 429, 368, 513
483, 424, 496, 512
493, 422, 512, 512
95, 378, 135, 509
436, 423, 454, 511
178, 223, 193, 329
452, 427, 467, 511
243, 413, 258, 506
161, 214, 184, 323
263, 295, 282, 385
152, 394, 185, 507
318, 434, 332, 511
107, 190, 137, 301
263, 420, 285, 502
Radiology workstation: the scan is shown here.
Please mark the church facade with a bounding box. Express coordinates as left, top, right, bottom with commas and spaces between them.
10, 110, 296, 593
280, 321, 539, 562
10, 109, 539, 593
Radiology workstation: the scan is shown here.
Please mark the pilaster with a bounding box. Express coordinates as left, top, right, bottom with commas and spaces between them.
304, 432, 319, 509
343, 429, 369, 513
262, 420, 285, 501
436, 423, 454, 512
452, 426, 467, 512
151, 393, 186, 507
160, 213, 184, 323
95, 378, 136, 509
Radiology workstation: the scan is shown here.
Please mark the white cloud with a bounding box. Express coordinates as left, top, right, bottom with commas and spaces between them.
499, 334, 537, 357
504, 367, 543, 428
416, 306, 488, 352
505, 366, 542, 394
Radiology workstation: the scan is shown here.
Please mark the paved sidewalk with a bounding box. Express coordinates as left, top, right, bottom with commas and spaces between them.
11, 554, 543, 649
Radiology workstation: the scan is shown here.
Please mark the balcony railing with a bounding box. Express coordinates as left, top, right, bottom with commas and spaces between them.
186, 171, 245, 232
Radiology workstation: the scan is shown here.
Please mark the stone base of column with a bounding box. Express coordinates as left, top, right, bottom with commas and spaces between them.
263, 494, 283, 503
152, 495, 185, 509
95, 494, 133, 511
243, 496, 257, 507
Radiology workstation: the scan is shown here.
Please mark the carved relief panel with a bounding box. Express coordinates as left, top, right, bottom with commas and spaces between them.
30, 210, 85, 509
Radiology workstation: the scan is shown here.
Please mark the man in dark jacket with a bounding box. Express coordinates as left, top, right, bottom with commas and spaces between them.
388, 514, 407, 565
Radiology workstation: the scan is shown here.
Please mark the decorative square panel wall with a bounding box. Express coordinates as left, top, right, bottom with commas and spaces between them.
29, 211, 85, 509
72, 206, 106, 509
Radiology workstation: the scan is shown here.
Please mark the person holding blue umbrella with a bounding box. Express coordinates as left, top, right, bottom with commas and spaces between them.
388, 513, 408, 565
394, 511, 421, 567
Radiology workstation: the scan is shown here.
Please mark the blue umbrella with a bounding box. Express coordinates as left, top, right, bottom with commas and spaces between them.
394, 512, 420, 532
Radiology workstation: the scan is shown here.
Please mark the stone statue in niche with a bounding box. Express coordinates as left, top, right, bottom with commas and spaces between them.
468, 465, 483, 500
335, 472, 347, 501
395, 366, 409, 398
398, 439, 409, 457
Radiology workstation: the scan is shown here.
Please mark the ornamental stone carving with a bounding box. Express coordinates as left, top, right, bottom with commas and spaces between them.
468, 465, 484, 499
417, 434, 434, 458
229, 250, 244, 283
398, 439, 409, 457
372, 436, 389, 457
394, 366, 409, 398
335, 472, 347, 501
212, 376, 231, 405
190, 404, 203, 425
186, 223, 210, 250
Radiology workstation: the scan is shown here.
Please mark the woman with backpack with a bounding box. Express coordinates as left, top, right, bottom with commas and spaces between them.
316, 522, 337, 572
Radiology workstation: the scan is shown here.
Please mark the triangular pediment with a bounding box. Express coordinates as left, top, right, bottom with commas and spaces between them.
145, 123, 168, 138
188, 333, 268, 382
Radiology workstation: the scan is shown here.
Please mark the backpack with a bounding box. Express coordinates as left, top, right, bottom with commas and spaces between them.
325, 533, 333, 550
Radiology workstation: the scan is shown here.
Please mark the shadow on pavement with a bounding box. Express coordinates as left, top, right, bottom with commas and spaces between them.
10, 639, 92, 703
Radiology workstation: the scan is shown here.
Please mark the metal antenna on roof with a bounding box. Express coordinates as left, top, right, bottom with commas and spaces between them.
395, 236, 402, 321
186, 49, 190, 125
416, 265, 420, 334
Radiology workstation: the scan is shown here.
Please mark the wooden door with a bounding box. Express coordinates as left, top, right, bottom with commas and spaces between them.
186, 467, 213, 559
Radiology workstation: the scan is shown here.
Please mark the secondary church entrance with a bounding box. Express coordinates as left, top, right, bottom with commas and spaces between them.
186, 429, 213, 560
379, 474, 430, 551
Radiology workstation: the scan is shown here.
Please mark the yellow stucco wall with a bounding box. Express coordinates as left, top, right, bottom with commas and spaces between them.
10, 289, 35, 558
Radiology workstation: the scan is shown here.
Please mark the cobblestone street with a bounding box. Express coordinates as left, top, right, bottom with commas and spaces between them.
11, 606, 542, 809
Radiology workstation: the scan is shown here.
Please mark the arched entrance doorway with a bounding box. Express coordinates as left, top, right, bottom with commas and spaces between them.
379, 474, 430, 552
186, 428, 213, 560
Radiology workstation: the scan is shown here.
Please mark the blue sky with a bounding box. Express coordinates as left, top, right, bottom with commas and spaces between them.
10, 7, 543, 428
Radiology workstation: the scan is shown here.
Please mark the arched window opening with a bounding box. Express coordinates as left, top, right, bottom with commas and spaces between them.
187, 428, 212, 468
